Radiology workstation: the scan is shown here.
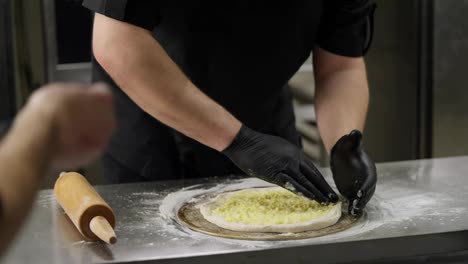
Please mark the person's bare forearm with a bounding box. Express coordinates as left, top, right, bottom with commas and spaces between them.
93, 15, 241, 151
313, 48, 369, 153
0, 108, 55, 253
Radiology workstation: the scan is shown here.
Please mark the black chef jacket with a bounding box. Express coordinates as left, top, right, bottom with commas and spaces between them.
83, 0, 376, 183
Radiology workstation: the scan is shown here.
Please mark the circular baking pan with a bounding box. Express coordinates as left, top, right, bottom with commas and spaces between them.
177, 190, 361, 241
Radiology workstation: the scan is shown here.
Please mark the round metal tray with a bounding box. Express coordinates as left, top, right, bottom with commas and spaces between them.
177, 191, 361, 241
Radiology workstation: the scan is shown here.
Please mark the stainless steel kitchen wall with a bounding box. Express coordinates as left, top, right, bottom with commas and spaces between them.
364, 0, 423, 162
0, 0, 48, 111
365, 0, 468, 162
432, 1, 468, 157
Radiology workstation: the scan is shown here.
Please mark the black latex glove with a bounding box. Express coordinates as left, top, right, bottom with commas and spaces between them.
223, 125, 338, 204
331, 130, 377, 215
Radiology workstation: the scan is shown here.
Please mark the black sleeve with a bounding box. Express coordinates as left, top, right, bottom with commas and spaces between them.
82, 0, 161, 31
317, 0, 376, 57
0, 119, 13, 140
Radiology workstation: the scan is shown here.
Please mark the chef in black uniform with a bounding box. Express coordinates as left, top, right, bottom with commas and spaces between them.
83, 0, 377, 214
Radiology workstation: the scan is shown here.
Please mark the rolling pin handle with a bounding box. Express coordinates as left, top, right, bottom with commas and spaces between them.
89, 216, 117, 244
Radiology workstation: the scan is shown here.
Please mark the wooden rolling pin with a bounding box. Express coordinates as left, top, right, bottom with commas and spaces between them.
54, 172, 117, 244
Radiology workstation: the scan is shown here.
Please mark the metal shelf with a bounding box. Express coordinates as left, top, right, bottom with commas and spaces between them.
289, 58, 328, 165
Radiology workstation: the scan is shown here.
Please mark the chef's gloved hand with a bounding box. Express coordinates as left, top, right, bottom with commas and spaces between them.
331, 130, 377, 216
223, 125, 338, 204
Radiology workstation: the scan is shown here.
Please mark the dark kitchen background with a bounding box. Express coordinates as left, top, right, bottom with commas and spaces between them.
1, 0, 467, 186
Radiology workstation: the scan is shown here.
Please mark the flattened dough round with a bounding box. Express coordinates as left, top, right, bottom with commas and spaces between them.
200, 187, 342, 233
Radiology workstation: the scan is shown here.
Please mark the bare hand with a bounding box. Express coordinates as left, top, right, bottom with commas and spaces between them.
25, 83, 116, 169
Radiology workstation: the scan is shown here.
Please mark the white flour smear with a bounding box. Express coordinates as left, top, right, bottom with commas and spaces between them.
379, 184, 467, 219
158, 178, 385, 248
158, 178, 278, 248
155, 177, 467, 248
36, 193, 58, 208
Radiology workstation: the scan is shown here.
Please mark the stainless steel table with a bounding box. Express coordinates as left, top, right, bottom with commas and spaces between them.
4, 157, 468, 264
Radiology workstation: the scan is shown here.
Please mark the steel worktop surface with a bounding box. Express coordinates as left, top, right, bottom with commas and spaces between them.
4, 156, 468, 264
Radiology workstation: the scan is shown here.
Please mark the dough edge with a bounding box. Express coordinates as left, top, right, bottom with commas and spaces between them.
199, 187, 342, 233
